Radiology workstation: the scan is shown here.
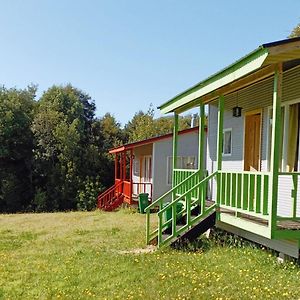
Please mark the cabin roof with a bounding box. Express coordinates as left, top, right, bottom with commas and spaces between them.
159, 37, 300, 114
109, 126, 200, 154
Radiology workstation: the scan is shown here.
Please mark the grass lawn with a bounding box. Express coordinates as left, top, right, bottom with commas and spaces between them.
0, 209, 300, 300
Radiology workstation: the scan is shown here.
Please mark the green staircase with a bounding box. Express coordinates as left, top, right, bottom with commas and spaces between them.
145, 170, 217, 248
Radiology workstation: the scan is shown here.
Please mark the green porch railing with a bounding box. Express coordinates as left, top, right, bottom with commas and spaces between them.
145, 171, 217, 247
218, 171, 270, 220
145, 169, 202, 244
173, 169, 203, 199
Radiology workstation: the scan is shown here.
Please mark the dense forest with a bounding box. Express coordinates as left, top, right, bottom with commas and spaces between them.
0, 84, 193, 213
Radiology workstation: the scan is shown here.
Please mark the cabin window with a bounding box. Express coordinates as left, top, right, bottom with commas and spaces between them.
133, 159, 140, 176
143, 156, 152, 182
222, 129, 232, 156
267, 101, 300, 172
167, 156, 196, 185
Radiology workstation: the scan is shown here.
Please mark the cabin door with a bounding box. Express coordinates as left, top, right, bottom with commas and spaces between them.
244, 111, 262, 171
141, 155, 152, 195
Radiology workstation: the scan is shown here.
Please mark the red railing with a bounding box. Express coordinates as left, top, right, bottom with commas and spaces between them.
133, 182, 153, 201
123, 181, 131, 203
97, 180, 123, 210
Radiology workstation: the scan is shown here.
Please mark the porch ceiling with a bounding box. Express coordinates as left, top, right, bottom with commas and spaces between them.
159, 37, 300, 114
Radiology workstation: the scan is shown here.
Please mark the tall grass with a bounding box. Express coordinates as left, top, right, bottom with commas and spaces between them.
0, 209, 299, 299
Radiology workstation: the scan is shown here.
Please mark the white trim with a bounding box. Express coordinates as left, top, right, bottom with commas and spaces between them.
222, 128, 232, 157
266, 98, 300, 172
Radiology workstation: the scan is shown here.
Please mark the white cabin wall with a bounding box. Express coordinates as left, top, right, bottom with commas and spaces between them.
152, 130, 201, 201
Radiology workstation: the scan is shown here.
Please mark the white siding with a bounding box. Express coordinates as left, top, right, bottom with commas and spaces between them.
152, 130, 202, 201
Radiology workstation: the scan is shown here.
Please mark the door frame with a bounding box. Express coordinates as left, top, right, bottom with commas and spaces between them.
243, 108, 263, 171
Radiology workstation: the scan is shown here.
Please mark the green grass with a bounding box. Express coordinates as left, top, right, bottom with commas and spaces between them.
0, 209, 300, 299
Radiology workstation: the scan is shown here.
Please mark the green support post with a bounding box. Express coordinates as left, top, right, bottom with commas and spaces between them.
172, 113, 179, 234
198, 102, 206, 209
172, 113, 179, 188
269, 63, 282, 237
216, 96, 224, 210
198, 102, 205, 175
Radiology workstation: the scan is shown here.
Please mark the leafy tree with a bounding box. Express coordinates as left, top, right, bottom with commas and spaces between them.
289, 23, 300, 38
32, 85, 92, 210
125, 104, 196, 143
0, 85, 36, 212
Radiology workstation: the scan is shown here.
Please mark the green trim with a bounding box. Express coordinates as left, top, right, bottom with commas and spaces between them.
216, 96, 224, 171
269, 65, 282, 237
159, 47, 268, 114
172, 113, 178, 189
198, 103, 205, 173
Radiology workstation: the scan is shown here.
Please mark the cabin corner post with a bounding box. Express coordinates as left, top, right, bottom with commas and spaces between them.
114, 154, 118, 182
216, 95, 224, 212
172, 112, 179, 189
129, 149, 133, 204
269, 63, 282, 236
198, 102, 205, 176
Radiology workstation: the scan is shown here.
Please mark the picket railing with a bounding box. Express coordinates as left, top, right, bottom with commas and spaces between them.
217, 171, 270, 219
145, 170, 202, 244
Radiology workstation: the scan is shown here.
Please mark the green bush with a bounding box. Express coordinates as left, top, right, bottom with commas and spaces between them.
76, 176, 103, 211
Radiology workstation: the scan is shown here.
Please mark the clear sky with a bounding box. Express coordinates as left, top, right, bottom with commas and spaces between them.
1, 1, 300, 125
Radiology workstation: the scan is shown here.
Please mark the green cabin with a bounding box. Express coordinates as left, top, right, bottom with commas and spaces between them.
146, 37, 300, 258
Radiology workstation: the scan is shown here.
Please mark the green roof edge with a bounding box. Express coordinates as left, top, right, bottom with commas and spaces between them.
158, 45, 269, 112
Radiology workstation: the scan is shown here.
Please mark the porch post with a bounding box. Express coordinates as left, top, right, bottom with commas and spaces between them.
119, 154, 123, 181
216, 95, 224, 206
129, 149, 133, 203
115, 154, 118, 182
172, 112, 179, 187
123, 152, 126, 181
198, 102, 205, 175
269, 63, 282, 236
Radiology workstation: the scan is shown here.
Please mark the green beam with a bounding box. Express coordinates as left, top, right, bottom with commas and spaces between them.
269, 64, 282, 237
172, 113, 179, 189
216, 96, 224, 218
216, 96, 224, 171
198, 102, 205, 175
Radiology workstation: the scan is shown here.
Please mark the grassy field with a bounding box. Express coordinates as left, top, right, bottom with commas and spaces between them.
0, 209, 300, 300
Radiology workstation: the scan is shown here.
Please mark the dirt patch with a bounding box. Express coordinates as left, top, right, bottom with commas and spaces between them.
118, 245, 156, 254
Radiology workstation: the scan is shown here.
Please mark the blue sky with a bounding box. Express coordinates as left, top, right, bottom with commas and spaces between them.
0, 1, 300, 125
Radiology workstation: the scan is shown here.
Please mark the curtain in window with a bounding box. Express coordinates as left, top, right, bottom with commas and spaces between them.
287, 104, 299, 172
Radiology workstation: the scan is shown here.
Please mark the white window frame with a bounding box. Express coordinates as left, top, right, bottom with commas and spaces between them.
142, 155, 152, 182
222, 128, 232, 157
267, 98, 300, 172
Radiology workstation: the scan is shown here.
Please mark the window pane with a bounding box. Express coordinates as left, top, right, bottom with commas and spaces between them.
223, 130, 231, 154
182, 156, 196, 169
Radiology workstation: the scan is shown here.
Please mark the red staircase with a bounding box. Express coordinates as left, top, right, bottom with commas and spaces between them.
97, 181, 124, 211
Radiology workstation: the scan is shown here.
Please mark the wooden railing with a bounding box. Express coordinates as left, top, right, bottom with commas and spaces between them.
132, 182, 153, 201
97, 180, 123, 210
145, 169, 216, 246
173, 169, 205, 200
218, 171, 270, 219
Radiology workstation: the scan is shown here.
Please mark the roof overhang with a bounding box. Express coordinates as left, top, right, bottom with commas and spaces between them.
109, 127, 200, 154
159, 37, 300, 114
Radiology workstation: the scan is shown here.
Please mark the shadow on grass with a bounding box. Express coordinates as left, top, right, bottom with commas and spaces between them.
171, 227, 273, 254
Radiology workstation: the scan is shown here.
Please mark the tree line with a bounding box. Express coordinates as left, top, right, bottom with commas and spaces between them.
0, 84, 194, 213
